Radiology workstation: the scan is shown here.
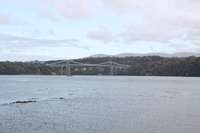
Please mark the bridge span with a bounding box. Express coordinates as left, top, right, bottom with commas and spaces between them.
46, 60, 130, 76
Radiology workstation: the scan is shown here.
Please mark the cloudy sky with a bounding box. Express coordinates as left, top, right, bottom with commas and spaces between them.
1, 0, 200, 61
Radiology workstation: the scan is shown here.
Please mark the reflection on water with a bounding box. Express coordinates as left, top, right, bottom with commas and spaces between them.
0, 75, 200, 133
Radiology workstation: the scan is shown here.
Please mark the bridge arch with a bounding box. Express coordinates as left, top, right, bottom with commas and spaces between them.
112, 67, 125, 75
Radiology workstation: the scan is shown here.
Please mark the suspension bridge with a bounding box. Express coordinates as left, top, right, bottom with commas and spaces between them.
46, 60, 130, 76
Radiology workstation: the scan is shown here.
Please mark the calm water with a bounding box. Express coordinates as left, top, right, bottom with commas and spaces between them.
0, 75, 200, 133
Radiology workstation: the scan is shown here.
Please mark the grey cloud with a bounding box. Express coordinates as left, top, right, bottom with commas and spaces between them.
116, 0, 200, 45
11, 0, 200, 52
184, 29, 200, 41
0, 33, 77, 43
193, 41, 200, 47
48, 30, 55, 35
0, 53, 67, 61
57, 0, 92, 19
157, 13, 200, 30
0, 13, 10, 24
22, 28, 41, 36
169, 43, 200, 53
100, 0, 142, 14
169, 43, 188, 52
34, 7, 58, 22
0, 13, 29, 25
0, 33, 27, 41
118, 24, 180, 44
34, 0, 200, 43
101, 0, 200, 18
35, 0, 55, 5
86, 25, 113, 43
23, 29, 56, 37
32, 0, 200, 20
0, 33, 88, 51
35, 0, 94, 19
154, 13, 200, 44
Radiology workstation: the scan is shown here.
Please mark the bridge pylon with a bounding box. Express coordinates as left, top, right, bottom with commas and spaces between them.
66, 60, 71, 76
109, 61, 114, 75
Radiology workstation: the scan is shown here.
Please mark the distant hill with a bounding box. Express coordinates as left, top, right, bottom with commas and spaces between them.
89, 52, 200, 58
88, 54, 111, 58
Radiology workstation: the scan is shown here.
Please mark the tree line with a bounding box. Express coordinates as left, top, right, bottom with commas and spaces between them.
0, 56, 200, 76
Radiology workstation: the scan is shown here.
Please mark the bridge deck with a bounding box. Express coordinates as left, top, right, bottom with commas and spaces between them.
47, 64, 128, 67
46, 60, 129, 68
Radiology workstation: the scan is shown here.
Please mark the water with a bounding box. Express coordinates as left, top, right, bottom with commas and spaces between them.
0, 75, 200, 133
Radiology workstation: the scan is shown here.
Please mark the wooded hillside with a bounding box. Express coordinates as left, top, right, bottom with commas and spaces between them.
1, 56, 200, 76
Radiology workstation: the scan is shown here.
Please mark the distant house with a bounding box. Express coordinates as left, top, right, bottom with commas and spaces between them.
82, 67, 87, 71
51, 72, 56, 75
146, 73, 152, 76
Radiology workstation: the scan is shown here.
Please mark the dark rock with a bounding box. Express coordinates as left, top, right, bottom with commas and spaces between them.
15, 100, 36, 103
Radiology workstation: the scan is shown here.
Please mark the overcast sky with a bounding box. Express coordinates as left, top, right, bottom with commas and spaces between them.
1, 0, 200, 61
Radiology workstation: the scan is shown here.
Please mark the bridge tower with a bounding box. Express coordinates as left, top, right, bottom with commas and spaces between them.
109, 61, 113, 75
59, 60, 71, 76
66, 60, 71, 76
60, 66, 64, 75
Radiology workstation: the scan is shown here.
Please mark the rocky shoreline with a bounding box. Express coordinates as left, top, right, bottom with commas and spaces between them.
2, 100, 36, 105
15, 100, 36, 103
2, 97, 67, 105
